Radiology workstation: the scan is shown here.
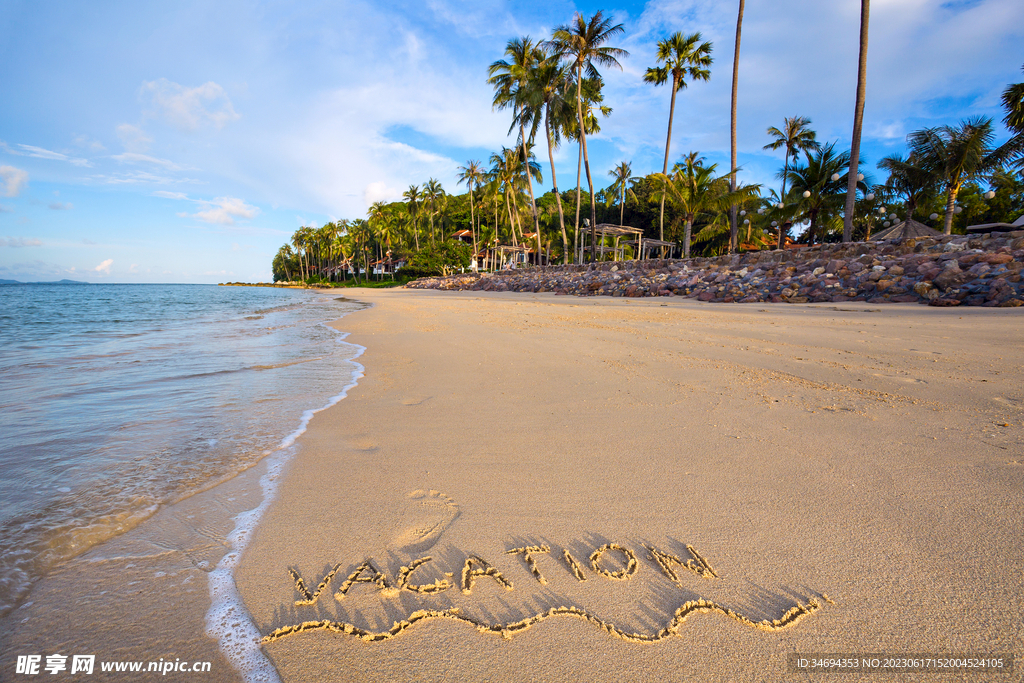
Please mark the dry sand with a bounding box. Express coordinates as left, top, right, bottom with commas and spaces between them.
3, 289, 1022, 682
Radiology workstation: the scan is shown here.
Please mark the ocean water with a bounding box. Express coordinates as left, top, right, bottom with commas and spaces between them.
0, 284, 365, 616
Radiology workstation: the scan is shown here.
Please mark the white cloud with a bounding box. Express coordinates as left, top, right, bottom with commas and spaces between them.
112, 152, 186, 170
0, 166, 29, 197
0, 236, 42, 247
183, 197, 260, 225
95, 259, 113, 274
152, 190, 189, 200
14, 144, 91, 167
363, 180, 401, 206
141, 79, 240, 131
91, 170, 200, 185
73, 134, 106, 152
129, 263, 139, 273
48, 202, 73, 210
115, 123, 152, 153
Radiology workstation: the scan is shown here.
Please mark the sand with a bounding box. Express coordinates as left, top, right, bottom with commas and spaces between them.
3, 290, 1022, 681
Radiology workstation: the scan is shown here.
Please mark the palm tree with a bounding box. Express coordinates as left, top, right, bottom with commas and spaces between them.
606, 161, 637, 226
546, 11, 628, 263
1001, 65, 1024, 170
877, 153, 935, 231
843, 0, 871, 243
729, 0, 745, 253
654, 153, 757, 258
786, 143, 861, 245
644, 32, 713, 252
909, 117, 1018, 234
403, 185, 421, 251
488, 37, 546, 262
524, 50, 575, 264
424, 178, 444, 246
457, 160, 485, 268
764, 116, 820, 249
563, 75, 610, 263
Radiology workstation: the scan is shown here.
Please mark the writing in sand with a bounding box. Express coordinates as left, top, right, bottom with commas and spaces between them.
263, 538, 828, 644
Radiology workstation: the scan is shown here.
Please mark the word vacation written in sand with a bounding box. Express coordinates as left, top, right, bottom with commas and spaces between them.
265, 493, 828, 645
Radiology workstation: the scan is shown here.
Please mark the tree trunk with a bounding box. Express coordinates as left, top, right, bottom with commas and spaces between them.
843, 0, 870, 242
684, 218, 692, 258
777, 155, 790, 251
469, 183, 478, 269
729, 0, 745, 254
943, 186, 957, 235
659, 74, 679, 252
576, 64, 598, 263
575, 137, 583, 264
519, 121, 543, 265
545, 111, 569, 265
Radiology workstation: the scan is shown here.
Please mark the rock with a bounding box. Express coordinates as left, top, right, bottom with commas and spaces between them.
929, 298, 961, 307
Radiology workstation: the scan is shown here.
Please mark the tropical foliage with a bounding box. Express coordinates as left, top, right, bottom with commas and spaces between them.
272, 13, 1024, 282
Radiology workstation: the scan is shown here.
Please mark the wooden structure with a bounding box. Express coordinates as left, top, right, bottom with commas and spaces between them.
624, 237, 675, 260
580, 223, 645, 262
966, 214, 1024, 234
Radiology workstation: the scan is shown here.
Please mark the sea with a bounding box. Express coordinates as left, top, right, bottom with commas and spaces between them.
0, 283, 366, 620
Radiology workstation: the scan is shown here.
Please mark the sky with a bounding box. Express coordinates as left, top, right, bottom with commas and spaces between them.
1, 0, 1021, 283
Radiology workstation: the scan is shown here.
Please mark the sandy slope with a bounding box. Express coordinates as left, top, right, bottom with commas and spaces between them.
235, 290, 1024, 681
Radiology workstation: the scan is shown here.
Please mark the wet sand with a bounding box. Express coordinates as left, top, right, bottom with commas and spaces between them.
3, 290, 1022, 681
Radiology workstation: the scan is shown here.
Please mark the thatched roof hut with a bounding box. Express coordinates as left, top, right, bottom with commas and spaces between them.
869, 218, 942, 242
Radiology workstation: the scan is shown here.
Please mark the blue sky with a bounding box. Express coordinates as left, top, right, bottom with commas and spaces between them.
1, 0, 1021, 283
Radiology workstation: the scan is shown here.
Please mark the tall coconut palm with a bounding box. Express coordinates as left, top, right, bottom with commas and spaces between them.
546, 12, 628, 263
644, 32, 713, 253
843, 0, 871, 242
729, 0, 745, 253
563, 75, 611, 263
457, 160, 486, 267
764, 117, 820, 249
523, 51, 576, 264
909, 117, 1018, 234
424, 178, 444, 246
489, 37, 546, 262
606, 161, 638, 226
654, 153, 757, 258
403, 185, 421, 251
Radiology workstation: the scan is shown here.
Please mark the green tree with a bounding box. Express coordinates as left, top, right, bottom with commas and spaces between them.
488, 37, 546, 261
876, 153, 935, 230
403, 185, 422, 251
644, 31, 713, 251
843, 0, 871, 242
729, 0, 745, 253
764, 116, 820, 249
547, 11, 628, 263
457, 160, 486, 267
786, 143, 863, 245
654, 153, 757, 258
909, 117, 1019, 234
606, 161, 638, 226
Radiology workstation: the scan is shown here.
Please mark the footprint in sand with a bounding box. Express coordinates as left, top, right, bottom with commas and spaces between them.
392, 490, 460, 553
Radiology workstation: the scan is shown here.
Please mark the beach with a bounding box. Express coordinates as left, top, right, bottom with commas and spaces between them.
4, 289, 1022, 681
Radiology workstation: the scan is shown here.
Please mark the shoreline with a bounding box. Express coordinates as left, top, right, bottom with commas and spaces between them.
0, 301, 371, 683
3, 290, 1021, 681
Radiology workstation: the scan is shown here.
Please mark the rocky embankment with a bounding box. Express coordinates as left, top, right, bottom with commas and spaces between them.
406, 232, 1024, 307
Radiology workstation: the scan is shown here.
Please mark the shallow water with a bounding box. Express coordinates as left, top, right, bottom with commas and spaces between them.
0, 284, 364, 615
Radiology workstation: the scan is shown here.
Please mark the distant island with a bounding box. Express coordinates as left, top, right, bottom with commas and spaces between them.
0, 279, 89, 285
